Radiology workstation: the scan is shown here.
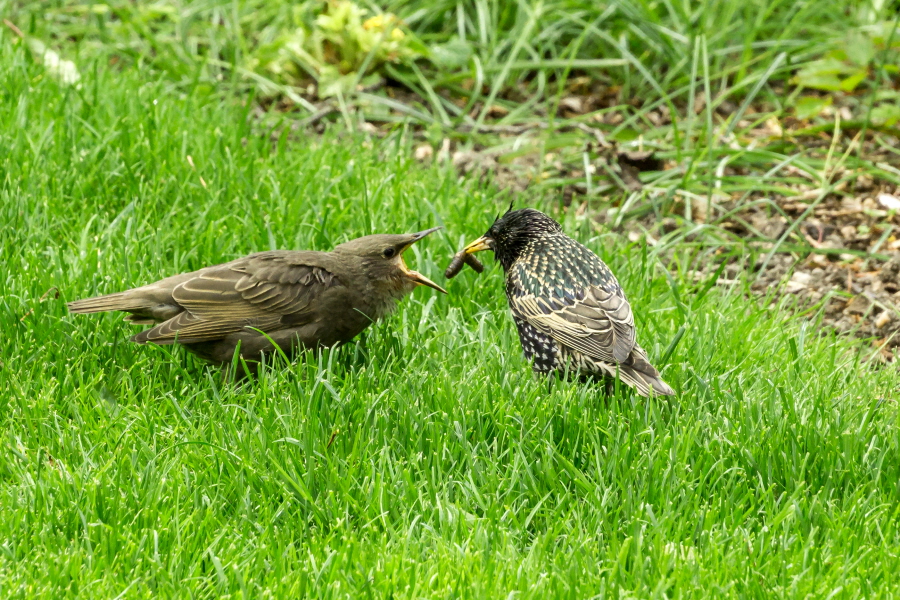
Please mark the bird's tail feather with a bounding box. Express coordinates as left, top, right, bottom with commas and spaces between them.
67, 292, 136, 314
618, 344, 675, 397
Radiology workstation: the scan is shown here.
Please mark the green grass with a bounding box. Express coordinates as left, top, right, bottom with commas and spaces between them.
8, 0, 900, 140
8, 0, 900, 259
12, 0, 900, 267
2, 40, 900, 598
9, 0, 895, 108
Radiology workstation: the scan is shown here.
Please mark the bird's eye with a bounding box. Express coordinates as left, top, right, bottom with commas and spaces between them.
382, 247, 396, 258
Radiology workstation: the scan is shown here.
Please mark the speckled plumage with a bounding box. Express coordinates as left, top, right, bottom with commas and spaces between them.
471, 208, 674, 397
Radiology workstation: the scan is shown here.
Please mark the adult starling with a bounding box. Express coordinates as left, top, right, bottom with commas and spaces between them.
460, 209, 674, 396
68, 228, 446, 371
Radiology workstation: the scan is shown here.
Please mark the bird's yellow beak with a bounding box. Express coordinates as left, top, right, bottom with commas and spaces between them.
401, 226, 447, 294
463, 235, 494, 254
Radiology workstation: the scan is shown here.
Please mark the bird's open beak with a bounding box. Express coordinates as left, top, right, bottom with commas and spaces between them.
462, 235, 494, 254
408, 226, 443, 244
400, 226, 447, 294
406, 270, 447, 294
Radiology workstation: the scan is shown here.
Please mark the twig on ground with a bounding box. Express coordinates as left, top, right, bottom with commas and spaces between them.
2, 19, 24, 38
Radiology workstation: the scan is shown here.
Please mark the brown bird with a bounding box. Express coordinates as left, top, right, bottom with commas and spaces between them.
459, 208, 674, 397
68, 228, 446, 371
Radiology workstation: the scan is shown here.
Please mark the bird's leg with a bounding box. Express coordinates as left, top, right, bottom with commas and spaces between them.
602, 376, 616, 397
221, 340, 261, 383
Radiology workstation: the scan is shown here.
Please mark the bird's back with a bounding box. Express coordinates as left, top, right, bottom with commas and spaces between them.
68, 250, 342, 320
506, 233, 621, 300
504, 232, 673, 396
68, 250, 375, 364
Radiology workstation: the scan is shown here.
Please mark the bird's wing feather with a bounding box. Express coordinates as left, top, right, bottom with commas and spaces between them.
507, 260, 636, 363
132, 311, 283, 344
136, 252, 341, 343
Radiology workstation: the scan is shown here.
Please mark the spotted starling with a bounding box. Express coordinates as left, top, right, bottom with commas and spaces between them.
68, 228, 446, 371
460, 209, 674, 396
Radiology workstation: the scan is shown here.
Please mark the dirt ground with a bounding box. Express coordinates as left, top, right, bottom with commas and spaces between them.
309, 77, 900, 363
425, 131, 900, 363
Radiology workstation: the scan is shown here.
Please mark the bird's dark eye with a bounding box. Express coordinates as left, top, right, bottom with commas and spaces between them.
382, 247, 396, 258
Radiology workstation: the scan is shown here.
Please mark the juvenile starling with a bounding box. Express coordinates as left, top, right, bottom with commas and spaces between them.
460, 208, 674, 396
68, 228, 446, 371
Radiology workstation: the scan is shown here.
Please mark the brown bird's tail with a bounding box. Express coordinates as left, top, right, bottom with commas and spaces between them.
618, 343, 675, 397
67, 292, 135, 314
69, 289, 182, 328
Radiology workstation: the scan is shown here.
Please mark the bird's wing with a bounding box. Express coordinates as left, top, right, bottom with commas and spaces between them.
507, 260, 636, 364
134, 252, 342, 344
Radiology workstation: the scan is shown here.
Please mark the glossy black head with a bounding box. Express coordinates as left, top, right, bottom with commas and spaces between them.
463, 208, 563, 270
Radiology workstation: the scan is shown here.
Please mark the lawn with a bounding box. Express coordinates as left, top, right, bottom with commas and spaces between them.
2, 1, 900, 598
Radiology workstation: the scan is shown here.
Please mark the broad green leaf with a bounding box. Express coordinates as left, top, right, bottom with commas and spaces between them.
871, 103, 900, 126
429, 38, 473, 69
794, 95, 832, 120
839, 69, 869, 92
793, 71, 844, 91
845, 31, 876, 66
